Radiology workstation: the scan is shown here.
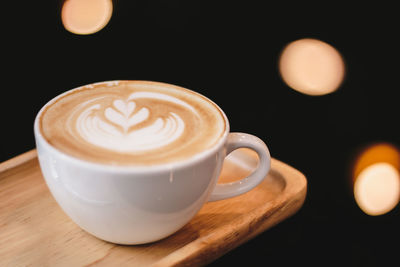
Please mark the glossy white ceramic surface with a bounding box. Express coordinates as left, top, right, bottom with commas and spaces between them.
34, 81, 271, 244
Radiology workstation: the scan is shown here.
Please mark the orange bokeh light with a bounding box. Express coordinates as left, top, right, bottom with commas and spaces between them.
61, 0, 113, 35
352, 143, 400, 216
279, 38, 345, 96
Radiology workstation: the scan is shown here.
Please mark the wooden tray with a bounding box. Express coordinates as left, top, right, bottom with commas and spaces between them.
0, 148, 307, 267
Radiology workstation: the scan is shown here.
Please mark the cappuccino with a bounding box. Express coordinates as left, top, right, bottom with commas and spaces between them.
39, 81, 226, 166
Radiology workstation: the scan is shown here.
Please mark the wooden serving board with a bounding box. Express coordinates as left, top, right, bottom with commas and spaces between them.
0, 148, 307, 267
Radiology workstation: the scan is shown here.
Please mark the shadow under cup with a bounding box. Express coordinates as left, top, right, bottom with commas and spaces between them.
34, 80, 270, 244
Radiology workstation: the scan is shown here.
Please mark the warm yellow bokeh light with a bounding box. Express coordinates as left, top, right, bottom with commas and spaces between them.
353, 143, 400, 184
279, 38, 345, 96
354, 163, 400, 216
61, 0, 113, 35
352, 143, 400, 216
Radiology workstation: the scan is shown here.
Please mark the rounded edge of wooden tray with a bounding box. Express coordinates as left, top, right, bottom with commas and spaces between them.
152, 157, 307, 267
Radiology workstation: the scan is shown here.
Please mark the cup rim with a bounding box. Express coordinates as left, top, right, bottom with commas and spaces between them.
34, 80, 230, 174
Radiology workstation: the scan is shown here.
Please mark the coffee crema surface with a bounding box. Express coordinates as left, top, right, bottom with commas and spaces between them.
40, 81, 226, 166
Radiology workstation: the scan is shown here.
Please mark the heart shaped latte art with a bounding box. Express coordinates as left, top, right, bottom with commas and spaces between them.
74, 92, 192, 153
104, 100, 149, 133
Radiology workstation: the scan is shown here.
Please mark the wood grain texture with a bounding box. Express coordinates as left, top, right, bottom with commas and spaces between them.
0, 149, 307, 267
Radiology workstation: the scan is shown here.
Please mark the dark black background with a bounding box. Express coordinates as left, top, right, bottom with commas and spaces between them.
2, 1, 400, 266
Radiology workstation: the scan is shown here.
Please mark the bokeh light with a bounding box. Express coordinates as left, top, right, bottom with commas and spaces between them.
352, 143, 400, 216
279, 38, 345, 96
61, 0, 113, 35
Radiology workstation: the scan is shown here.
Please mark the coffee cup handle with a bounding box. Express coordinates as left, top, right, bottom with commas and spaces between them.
208, 133, 271, 202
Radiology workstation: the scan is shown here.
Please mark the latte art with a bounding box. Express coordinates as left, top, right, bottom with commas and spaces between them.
73, 92, 191, 153
40, 81, 226, 166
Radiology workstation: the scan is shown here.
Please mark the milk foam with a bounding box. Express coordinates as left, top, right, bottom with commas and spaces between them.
74, 92, 190, 152
40, 81, 226, 166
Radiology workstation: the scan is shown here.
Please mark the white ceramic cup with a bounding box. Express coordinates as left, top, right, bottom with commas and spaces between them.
34, 82, 271, 244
